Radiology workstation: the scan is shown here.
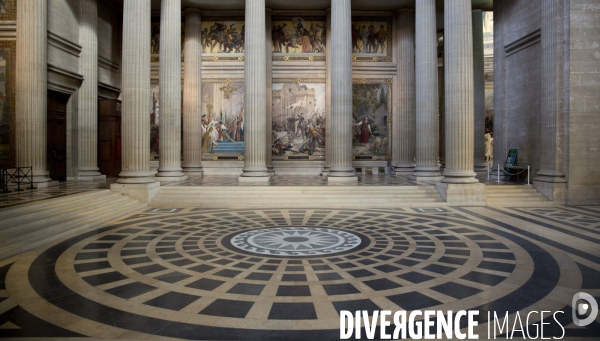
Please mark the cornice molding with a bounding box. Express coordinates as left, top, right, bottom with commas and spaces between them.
505, 29, 541, 56
48, 31, 82, 58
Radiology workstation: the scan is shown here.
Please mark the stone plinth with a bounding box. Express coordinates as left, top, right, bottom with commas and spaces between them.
110, 182, 161, 203
436, 182, 486, 206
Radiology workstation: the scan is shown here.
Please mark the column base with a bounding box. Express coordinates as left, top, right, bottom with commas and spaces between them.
32, 181, 60, 188
436, 182, 486, 206
110, 182, 161, 203
327, 176, 358, 183
474, 162, 488, 174
533, 178, 566, 205
238, 175, 271, 183
182, 166, 204, 174
118, 171, 156, 184
394, 166, 415, 173
77, 174, 107, 182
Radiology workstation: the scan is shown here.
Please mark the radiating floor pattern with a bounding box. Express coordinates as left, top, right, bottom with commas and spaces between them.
0, 205, 599, 339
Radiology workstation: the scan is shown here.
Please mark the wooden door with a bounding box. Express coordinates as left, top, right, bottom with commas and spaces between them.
98, 99, 121, 178
47, 90, 69, 181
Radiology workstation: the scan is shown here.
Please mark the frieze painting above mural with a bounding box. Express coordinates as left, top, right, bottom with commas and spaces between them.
201, 18, 245, 62
352, 16, 392, 62
272, 81, 326, 159
272, 17, 326, 62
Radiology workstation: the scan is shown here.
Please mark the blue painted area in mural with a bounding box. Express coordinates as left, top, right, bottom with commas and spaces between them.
213, 141, 244, 154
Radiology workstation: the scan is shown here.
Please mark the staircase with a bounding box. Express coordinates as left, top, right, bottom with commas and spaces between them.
0, 190, 147, 260
485, 185, 552, 206
151, 185, 445, 209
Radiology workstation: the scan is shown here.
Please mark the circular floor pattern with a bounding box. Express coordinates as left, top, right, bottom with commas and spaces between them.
8, 207, 578, 340
226, 227, 365, 256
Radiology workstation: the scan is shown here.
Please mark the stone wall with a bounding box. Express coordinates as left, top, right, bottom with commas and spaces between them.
493, 0, 542, 173
566, 0, 600, 205
98, 0, 122, 92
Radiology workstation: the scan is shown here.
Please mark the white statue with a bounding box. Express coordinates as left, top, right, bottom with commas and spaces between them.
485, 133, 494, 165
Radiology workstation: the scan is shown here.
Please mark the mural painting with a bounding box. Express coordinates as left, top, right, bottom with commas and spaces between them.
352, 17, 392, 62
272, 17, 326, 61
150, 21, 185, 57
201, 18, 245, 61
272, 82, 325, 158
201, 80, 245, 156
352, 82, 390, 158
0, 44, 14, 167
0, 0, 15, 20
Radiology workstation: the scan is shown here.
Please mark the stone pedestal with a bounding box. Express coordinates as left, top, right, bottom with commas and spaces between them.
436, 182, 486, 206
110, 182, 160, 203
239, 0, 270, 181
156, 0, 187, 182
327, 0, 357, 182
182, 8, 203, 174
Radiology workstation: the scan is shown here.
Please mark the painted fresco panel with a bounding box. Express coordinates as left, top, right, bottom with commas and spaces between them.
352, 17, 391, 62
201, 18, 245, 61
272, 82, 325, 158
272, 17, 326, 61
352, 81, 391, 159
201, 80, 245, 156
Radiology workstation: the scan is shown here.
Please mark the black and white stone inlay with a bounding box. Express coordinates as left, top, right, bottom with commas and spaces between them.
229, 227, 361, 256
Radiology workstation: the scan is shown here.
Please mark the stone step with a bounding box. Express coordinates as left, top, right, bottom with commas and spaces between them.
0, 189, 111, 216
0, 198, 140, 247
0, 200, 146, 261
0, 193, 129, 237
153, 192, 438, 199
0, 192, 124, 228
150, 201, 445, 209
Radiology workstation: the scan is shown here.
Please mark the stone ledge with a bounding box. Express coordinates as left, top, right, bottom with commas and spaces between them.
110, 182, 161, 203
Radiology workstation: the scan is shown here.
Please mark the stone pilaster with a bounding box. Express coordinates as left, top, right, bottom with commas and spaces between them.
412, 0, 441, 180
182, 8, 203, 174
156, 0, 187, 181
436, 0, 485, 205
393, 9, 416, 173
78, 0, 105, 181
534, 0, 567, 203
266, 8, 274, 175
323, 8, 332, 177
328, 0, 357, 182
116, 0, 154, 184
239, 0, 269, 181
493, 1, 507, 171
15, 0, 51, 184
472, 10, 487, 173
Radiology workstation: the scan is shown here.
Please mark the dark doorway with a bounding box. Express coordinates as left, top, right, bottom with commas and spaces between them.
98, 99, 122, 178
47, 90, 69, 181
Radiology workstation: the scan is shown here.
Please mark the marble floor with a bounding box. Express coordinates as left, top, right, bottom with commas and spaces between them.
0, 199, 599, 339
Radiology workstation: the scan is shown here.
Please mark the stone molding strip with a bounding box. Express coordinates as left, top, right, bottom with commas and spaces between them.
505, 29, 541, 56
98, 55, 120, 73
47, 64, 84, 94
48, 31, 82, 58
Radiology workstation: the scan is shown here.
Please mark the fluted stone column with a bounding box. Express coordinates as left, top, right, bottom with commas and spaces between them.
472, 10, 487, 173
239, 0, 269, 181
393, 9, 416, 173
323, 8, 332, 177
182, 8, 203, 174
78, 0, 105, 181
266, 8, 274, 175
156, 0, 187, 181
16, 0, 51, 184
493, 0, 507, 171
437, 0, 485, 206
412, 0, 441, 180
116, 0, 154, 184
534, 0, 567, 203
328, 0, 357, 182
